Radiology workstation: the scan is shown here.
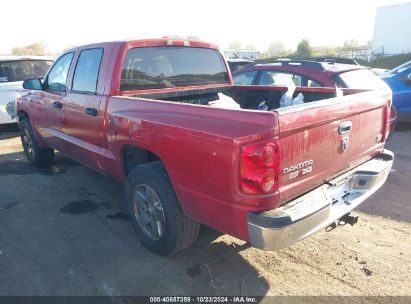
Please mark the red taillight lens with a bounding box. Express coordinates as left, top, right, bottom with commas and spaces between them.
241, 140, 280, 194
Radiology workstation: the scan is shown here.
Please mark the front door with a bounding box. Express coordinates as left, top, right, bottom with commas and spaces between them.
39, 52, 75, 152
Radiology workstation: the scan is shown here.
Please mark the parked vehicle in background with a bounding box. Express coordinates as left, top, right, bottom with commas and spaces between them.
0, 56, 53, 124
17, 39, 393, 256
232, 60, 384, 88
226, 58, 254, 73
380, 60, 411, 121
232, 60, 397, 136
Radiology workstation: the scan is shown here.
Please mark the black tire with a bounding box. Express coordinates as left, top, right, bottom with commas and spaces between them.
125, 161, 200, 256
19, 118, 54, 167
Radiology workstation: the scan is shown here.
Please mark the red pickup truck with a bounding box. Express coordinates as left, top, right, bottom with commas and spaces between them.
17, 38, 394, 255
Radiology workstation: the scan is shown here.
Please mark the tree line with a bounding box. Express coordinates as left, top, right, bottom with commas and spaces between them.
229, 39, 372, 60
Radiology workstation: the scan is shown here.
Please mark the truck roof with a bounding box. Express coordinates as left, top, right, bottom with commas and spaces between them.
68, 38, 219, 52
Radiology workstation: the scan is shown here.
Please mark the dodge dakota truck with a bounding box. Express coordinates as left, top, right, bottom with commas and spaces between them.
17, 38, 394, 255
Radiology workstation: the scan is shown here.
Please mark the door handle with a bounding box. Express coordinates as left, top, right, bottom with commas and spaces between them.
52, 101, 63, 109
85, 107, 98, 116
338, 121, 352, 135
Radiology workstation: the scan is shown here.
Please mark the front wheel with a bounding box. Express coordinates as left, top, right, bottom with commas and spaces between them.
125, 161, 200, 256
19, 118, 54, 167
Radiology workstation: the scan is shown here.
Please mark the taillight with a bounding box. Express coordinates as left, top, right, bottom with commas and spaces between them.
241, 140, 280, 194
383, 105, 391, 141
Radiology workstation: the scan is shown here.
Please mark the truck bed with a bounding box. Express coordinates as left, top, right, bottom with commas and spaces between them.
104, 86, 391, 240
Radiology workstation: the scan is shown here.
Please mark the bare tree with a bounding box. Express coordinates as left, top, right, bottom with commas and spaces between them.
12, 41, 48, 56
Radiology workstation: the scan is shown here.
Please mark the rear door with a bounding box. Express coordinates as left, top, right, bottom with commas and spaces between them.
62, 47, 105, 171
276, 89, 390, 203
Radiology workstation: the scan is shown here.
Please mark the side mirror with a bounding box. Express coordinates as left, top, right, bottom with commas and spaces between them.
23, 78, 43, 90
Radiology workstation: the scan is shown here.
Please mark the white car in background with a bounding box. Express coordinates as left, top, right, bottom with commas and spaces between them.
0, 56, 53, 124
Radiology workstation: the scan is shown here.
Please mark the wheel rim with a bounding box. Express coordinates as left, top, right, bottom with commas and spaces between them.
23, 129, 34, 158
132, 184, 166, 240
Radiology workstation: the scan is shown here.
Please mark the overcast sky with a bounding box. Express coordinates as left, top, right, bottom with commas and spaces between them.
1, 0, 409, 54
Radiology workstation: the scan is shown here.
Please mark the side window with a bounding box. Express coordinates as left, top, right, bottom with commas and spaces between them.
336, 69, 387, 90
46, 52, 74, 91
307, 79, 321, 87
259, 71, 299, 86
233, 71, 257, 85
72, 48, 103, 93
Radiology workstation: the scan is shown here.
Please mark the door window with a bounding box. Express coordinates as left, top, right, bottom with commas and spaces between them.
72, 48, 103, 93
258, 71, 302, 86
233, 71, 257, 85
336, 69, 388, 89
46, 52, 74, 91
307, 79, 321, 87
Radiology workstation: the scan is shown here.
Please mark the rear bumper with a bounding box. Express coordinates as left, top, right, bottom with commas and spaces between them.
248, 150, 394, 250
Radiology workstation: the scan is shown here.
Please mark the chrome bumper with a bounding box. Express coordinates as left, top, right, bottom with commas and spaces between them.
248, 150, 394, 251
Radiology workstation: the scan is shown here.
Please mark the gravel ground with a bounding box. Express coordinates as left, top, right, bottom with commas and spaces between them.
0, 125, 410, 299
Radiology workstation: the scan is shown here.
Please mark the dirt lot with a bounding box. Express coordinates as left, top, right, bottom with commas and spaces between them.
0, 124, 410, 299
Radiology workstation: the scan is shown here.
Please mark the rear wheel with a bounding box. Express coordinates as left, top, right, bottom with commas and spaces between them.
125, 161, 200, 255
19, 118, 54, 167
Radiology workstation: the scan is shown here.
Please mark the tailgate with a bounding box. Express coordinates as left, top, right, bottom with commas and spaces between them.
275, 88, 391, 204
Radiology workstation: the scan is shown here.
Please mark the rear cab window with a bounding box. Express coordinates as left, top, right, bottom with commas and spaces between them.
120, 47, 229, 91
0, 60, 52, 83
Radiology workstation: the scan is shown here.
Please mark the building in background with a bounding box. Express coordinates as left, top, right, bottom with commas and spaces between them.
223, 49, 260, 60
372, 2, 411, 56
